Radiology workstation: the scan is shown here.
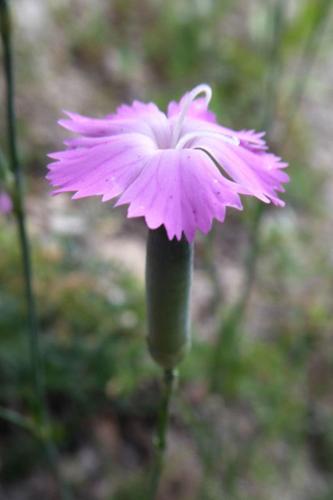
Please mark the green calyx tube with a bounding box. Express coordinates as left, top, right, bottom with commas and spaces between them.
146, 226, 193, 369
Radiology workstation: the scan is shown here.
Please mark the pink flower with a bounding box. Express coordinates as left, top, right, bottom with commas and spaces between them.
0, 190, 12, 214
47, 84, 288, 242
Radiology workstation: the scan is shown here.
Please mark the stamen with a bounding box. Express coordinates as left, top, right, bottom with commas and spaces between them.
176, 130, 240, 150
194, 147, 235, 183
171, 84, 212, 147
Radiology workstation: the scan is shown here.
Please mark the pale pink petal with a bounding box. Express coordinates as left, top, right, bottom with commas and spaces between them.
110, 100, 164, 120
59, 102, 172, 150
116, 149, 242, 242
47, 134, 156, 201
0, 191, 12, 214
59, 112, 152, 138
192, 135, 288, 206
168, 96, 217, 123
46, 84, 289, 241
229, 129, 267, 151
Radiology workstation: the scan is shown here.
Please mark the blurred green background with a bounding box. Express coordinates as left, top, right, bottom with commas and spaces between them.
1, 0, 333, 498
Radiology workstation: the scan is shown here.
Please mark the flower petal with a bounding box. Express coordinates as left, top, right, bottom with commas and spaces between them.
192, 135, 288, 206
111, 100, 164, 120
58, 111, 152, 138
46, 84, 289, 241
0, 191, 12, 214
47, 134, 156, 201
116, 149, 242, 242
168, 96, 216, 123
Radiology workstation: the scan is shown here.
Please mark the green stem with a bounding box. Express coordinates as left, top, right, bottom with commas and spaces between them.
1, 0, 44, 425
243, 0, 332, 301
209, 0, 287, 394
209, 204, 263, 393
202, 225, 224, 311
149, 368, 177, 499
0, 147, 13, 187
239, 0, 333, 306
146, 227, 193, 369
238, 0, 287, 302
0, 3, 70, 498
0, 408, 70, 500
0, 406, 35, 433
209, 0, 333, 395
261, 0, 287, 132
282, 0, 333, 144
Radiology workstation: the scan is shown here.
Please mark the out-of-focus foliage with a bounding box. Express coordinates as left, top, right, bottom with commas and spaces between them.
1, 0, 333, 498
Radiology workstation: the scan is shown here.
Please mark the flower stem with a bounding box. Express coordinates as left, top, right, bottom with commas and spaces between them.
1, 0, 44, 426
283, 0, 333, 143
0, 406, 35, 433
0, 3, 70, 498
149, 368, 177, 499
145, 228, 190, 496
209, 0, 333, 395
209, 0, 286, 394
146, 227, 193, 369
